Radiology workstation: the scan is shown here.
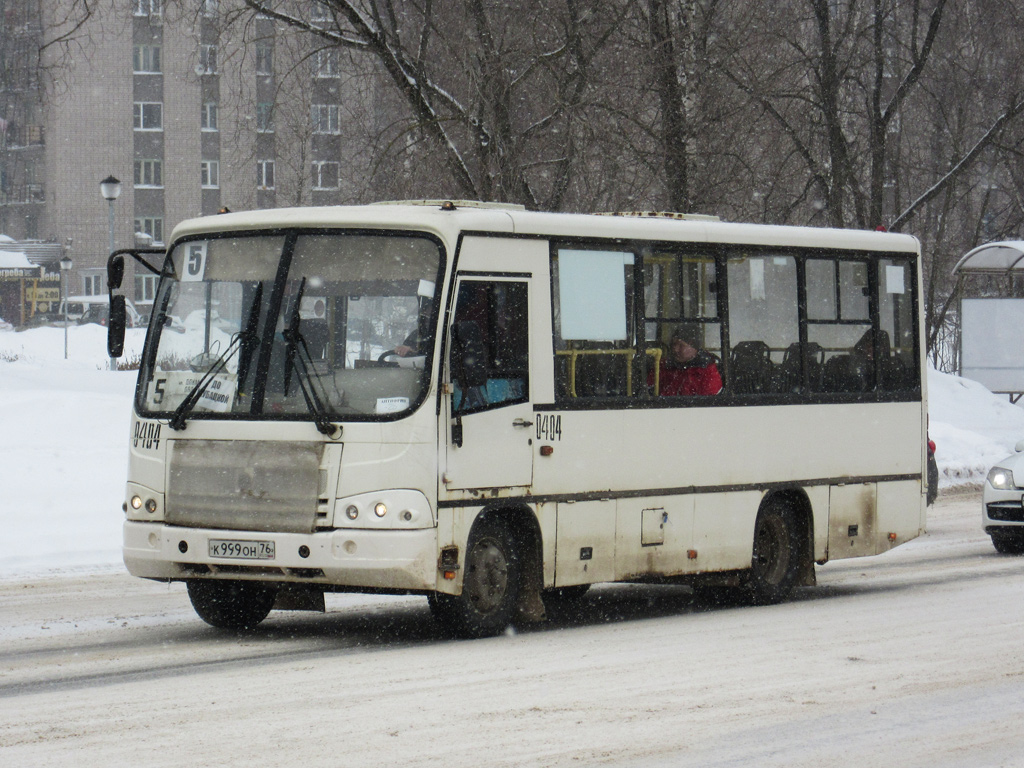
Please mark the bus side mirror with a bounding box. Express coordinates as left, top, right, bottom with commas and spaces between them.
108, 295, 127, 358
107, 254, 125, 290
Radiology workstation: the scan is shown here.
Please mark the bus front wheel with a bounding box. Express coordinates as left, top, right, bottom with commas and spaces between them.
428, 518, 522, 639
743, 500, 803, 605
186, 579, 278, 630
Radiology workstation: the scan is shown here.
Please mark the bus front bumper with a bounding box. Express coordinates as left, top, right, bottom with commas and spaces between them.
123, 521, 438, 591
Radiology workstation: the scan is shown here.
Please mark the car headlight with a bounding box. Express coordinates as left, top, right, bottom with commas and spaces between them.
987, 467, 1017, 490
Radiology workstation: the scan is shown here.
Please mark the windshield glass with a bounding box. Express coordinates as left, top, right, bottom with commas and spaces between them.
138, 232, 444, 422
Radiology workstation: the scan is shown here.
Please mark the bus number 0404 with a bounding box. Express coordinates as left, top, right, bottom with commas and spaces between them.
536, 414, 562, 441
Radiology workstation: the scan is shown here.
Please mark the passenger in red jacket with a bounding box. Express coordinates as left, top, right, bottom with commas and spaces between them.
653, 329, 723, 397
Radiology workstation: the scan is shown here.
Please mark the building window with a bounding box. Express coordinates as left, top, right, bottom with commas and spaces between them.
201, 102, 218, 131
256, 42, 273, 75
133, 102, 163, 131
136, 274, 158, 303
256, 102, 274, 133
198, 45, 218, 75
83, 273, 103, 296
311, 104, 340, 135
257, 160, 275, 189
314, 49, 339, 78
311, 3, 331, 23
135, 216, 164, 245
312, 161, 340, 190
134, 0, 162, 17
201, 0, 218, 16
134, 159, 163, 188
201, 160, 220, 188
133, 45, 161, 74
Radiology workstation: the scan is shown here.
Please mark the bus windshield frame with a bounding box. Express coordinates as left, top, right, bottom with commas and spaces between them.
136, 228, 446, 425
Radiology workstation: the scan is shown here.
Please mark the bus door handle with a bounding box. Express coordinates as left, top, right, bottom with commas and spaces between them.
512, 418, 533, 429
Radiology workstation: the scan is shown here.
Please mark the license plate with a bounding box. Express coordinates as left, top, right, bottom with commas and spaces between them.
208, 539, 276, 560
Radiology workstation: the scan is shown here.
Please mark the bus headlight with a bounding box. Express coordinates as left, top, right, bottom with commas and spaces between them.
987, 467, 1016, 490
125, 483, 164, 521
333, 491, 434, 529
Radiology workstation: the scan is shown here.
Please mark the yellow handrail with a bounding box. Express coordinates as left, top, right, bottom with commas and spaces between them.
555, 347, 662, 397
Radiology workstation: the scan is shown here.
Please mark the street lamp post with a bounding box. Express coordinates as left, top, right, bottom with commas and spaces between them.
100, 176, 122, 370
60, 255, 73, 360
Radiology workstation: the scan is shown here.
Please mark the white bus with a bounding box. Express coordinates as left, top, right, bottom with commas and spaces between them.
107, 201, 929, 637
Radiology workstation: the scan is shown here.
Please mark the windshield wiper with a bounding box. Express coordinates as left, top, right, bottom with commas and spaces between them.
282, 277, 336, 436
235, 282, 264, 397
168, 334, 245, 431
169, 285, 264, 430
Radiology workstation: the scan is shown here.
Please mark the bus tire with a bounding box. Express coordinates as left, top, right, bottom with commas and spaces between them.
743, 499, 803, 605
186, 579, 278, 630
429, 517, 521, 639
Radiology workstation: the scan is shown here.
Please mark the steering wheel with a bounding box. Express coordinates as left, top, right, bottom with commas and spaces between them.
377, 349, 399, 363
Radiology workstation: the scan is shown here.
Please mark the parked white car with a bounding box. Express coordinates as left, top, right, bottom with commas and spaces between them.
62, 295, 143, 328
983, 441, 1024, 554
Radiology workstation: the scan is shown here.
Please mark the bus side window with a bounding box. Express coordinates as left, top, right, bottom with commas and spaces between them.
877, 259, 917, 390
553, 248, 638, 400
450, 280, 529, 414
725, 253, 797, 396
808, 257, 876, 394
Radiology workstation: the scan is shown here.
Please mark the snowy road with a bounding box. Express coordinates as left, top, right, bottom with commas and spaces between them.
1, 490, 1022, 767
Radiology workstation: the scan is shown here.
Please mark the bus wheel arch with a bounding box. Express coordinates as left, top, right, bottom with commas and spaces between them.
743, 490, 813, 604
429, 504, 543, 638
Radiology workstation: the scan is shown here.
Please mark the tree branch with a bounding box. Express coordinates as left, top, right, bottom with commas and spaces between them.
890, 97, 1024, 232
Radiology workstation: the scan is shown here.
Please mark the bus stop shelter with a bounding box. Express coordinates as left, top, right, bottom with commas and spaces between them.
952, 240, 1024, 402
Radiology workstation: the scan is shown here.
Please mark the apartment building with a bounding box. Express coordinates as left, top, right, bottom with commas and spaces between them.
0, 0, 364, 319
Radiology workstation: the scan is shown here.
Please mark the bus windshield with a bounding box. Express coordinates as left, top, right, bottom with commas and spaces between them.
137, 231, 443, 423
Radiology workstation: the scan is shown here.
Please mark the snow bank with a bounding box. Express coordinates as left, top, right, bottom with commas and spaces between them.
0, 323, 146, 366
926, 366, 1024, 487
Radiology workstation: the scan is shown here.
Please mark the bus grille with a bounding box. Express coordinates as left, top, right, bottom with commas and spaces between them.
166, 440, 323, 534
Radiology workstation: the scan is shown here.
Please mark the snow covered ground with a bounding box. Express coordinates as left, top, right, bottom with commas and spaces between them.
3, 325, 1024, 767
1, 323, 1022, 577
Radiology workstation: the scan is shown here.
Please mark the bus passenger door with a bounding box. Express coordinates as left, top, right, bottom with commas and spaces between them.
443, 276, 533, 491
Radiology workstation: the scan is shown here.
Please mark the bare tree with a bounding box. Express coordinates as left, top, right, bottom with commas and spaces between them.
719, 0, 1024, 234
223, 0, 631, 210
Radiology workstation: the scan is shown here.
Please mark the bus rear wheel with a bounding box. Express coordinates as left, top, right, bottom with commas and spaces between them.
428, 518, 521, 639
743, 500, 803, 605
186, 579, 278, 630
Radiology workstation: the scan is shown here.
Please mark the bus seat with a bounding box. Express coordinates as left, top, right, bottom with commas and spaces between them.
821, 354, 869, 393
573, 350, 628, 397
729, 340, 776, 394
870, 331, 910, 389
777, 342, 824, 392
880, 354, 909, 389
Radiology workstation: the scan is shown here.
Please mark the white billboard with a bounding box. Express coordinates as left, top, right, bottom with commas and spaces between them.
962, 298, 1024, 392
